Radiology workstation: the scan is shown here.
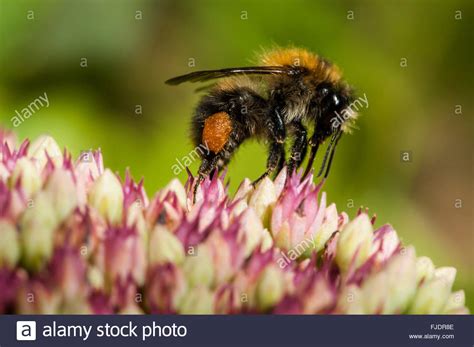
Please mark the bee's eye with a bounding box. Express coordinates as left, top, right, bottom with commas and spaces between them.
332, 94, 341, 107
319, 87, 330, 97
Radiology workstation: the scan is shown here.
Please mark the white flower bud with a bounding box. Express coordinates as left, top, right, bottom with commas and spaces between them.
415, 256, 435, 283
274, 221, 291, 250
10, 157, 41, 198
371, 226, 400, 263
231, 199, 248, 217
231, 179, 252, 217
272, 168, 287, 197
0, 219, 20, 267
249, 177, 277, 227
409, 267, 456, 314
149, 225, 185, 266
313, 203, 338, 251
183, 245, 214, 288
20, 192, 57, 271
0, 163, 9, 181
434, 267, 456, 289
127, 202, 147, 236
443, 290, 466, 313
160, 178, 187, 208
261, 229, 274, 251
336, 214, 373, 272
360, 247, 417, 313
233, 178, 253, 202
337, 284, 365, 314
29, 135, 63, 169
75, 150, 102, 207
256, 265, 285, 310
239, 208, 265, 257
119, 303, 144, 314
179, 286, 214, 314
87, 266, 104, 289
45, 169, 77, 223
88, 169, 123, 224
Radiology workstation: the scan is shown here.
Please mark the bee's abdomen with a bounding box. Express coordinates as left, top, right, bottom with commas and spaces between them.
191, 88, 267, 156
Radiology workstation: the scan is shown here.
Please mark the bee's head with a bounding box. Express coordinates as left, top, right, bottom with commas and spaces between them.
312, 83, 354, 140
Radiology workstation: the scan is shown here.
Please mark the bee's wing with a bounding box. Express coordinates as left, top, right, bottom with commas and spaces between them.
165, 66, 298, 85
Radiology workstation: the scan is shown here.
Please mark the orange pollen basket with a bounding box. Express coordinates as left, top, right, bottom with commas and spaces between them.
202, 112, 233, 153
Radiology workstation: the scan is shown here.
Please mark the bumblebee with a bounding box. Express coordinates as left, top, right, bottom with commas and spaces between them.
166, 47, 357, 199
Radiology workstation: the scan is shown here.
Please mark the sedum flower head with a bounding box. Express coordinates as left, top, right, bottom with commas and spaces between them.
0, 131, 469, 314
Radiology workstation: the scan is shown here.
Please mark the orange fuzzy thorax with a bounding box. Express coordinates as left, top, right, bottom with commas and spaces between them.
260, 48, 342, 84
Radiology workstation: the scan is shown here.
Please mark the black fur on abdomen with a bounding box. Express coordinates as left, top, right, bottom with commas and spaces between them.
190, 87, 269, 163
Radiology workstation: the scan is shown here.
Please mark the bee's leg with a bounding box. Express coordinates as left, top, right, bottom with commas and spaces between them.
215, 148, 232, 173
302, 127, 325, 180
252, 141, 285, 186
253, 104, 286, 185
268, 107, 286, 144
287, 121, 308, 176
276, 151, 286, 175
193, 155, 219, 203
269, 106, 287, 176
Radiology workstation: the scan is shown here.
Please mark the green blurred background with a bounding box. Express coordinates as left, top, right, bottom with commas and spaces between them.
0, 0, 472, 311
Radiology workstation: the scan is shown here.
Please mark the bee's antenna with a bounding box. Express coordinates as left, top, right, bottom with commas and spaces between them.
317, 130, 342, 178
